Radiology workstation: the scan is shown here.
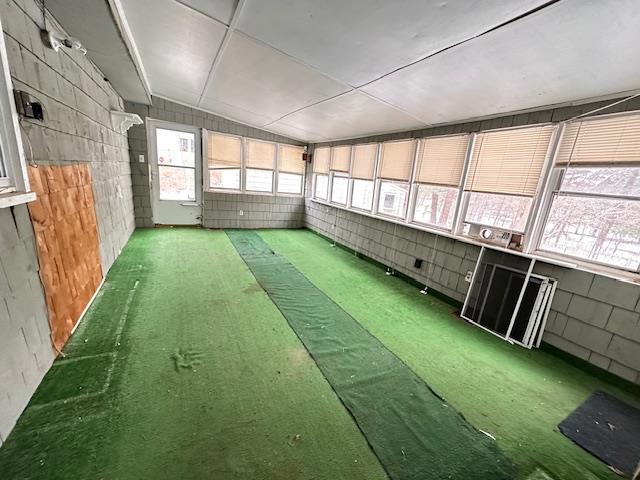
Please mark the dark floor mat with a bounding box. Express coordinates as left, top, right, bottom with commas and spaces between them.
227, 230, 515, 480
559, 390, 640, 476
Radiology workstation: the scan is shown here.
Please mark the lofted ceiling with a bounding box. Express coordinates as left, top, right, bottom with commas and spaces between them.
102, 0, 640, 141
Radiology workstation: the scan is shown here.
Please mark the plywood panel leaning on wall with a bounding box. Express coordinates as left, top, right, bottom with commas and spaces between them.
27, 164, 103, 352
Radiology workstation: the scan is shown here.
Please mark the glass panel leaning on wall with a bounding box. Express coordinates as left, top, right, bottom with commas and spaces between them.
538, 112, 640, 271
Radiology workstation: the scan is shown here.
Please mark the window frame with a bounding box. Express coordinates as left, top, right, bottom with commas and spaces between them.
203, 130, 244, 192
373, 139, 416, 220
535, 163, 640, 274
0, 17, 31, 204
204, 130, 304, 197
348, 142, 379, 213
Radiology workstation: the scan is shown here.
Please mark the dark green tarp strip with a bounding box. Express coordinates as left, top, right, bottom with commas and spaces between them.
227, 230, 515, 480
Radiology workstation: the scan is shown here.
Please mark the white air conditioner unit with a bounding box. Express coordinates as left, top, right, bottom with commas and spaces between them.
463, 222, 524, 251
461, 247, 556, 349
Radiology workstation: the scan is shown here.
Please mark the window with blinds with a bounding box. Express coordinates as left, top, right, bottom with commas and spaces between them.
415, 134, 469, 186
313, 147, 330, 174
278, 145, 305, 174
245, 139, 276, 170
465, 125, 554, 197
278, 145, 305, 195
556, 113, 640, 166
378, 139, 415, 182
330, 146, 351, 172
351, 143, 378, 180
207, 132, 242, 169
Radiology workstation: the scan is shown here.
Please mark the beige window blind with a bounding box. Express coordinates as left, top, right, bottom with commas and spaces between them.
416, 134, 469, 186
556, 113, 640, 166
465, 125, 554, 196
351, 143, 378, 180
313, 147, 330, 174
245, 139, 276, 169
207, 132, 242, 169
278, 145, 306, 174
379, 140, 415, 182
330, 146, 351, 172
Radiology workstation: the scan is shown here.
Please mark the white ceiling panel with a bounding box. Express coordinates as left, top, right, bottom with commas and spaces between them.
201, 32, 350, 126
199, 96, 280, 128
121, 0, 226, 106
362, 0, 640, 125
236, 0, 549, 87
175, 0, 237, 25
269, 91, 426, 142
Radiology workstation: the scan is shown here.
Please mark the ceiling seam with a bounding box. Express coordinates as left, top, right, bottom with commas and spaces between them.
171, 0, 230, 28
196, 0, 246, 107
355, 0, 564, 90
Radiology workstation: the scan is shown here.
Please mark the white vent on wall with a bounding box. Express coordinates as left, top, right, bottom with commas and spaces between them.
461, 247, 556, 349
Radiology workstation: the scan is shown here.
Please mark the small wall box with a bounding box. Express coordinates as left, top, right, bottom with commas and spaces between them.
14, 90, 44, 120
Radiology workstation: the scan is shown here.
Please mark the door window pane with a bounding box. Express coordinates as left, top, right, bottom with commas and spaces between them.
378, 181, 409, 218
277, 173, 302, 194
351, 179, 374, 211
465, 192, 532, 232
331, 175, 348, 204
246, 168, 273, 192
158, 166, 195, 201
540, 195, 640, 270
413, 184, 458, 229
210, 168, 240, 190
157, 129, 195, 167
315, 174, 328, 200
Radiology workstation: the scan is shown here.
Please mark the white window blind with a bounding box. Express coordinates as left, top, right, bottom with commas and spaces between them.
415, 134, 469, 186
278, 145, 306, 174
207, 132, 242, 169
379, 140, 415, 182
330, 145, 351, 172
556, 113, 640, 166
351, 143, 378, 180
465, 125, 554, 196
313, 147, 330, 174
245, 139, 276, 169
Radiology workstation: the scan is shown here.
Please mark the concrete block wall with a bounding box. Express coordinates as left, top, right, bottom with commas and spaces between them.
124, 97, 304, 228
0, 0, 136, 443
0, 206, 54, 446
305, 96, 640, 385
203, 191, 304, 229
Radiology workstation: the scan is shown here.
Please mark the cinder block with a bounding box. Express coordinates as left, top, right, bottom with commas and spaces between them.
588, 351, 611, 370
562, 318, 612, 355
542, 332, 591, 360
608, 361, 638, 383
606, 335, 640, 371
550, 289, 572, 313
588, 276, 640, 311
566, 295, 612, 328
606, 307, 640, 342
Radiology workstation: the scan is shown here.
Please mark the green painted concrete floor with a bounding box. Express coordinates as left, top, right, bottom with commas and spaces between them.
0, 228, 638, 480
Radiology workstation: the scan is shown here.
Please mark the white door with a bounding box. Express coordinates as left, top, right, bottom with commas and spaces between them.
148, 120, 202, 225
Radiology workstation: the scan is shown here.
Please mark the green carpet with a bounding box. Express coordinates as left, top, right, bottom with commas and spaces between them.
2, 227, 639, 480
0, 229, 387, 480
259, 228, 640, 480
227, 229, 515, 480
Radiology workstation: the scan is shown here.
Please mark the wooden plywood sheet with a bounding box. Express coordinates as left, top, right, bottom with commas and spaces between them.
27, 164, 103, 352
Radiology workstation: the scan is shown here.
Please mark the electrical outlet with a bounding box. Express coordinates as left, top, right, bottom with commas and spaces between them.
464, 271, 473, 282
138, 154, 145, 163
239, 210, 244, 216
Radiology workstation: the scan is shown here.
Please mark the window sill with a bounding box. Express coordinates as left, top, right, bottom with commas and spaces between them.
0, 191, 36, 208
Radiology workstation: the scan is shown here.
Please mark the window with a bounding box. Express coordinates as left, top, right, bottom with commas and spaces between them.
313, 147, 330, 200
412, 134, 468, 229
331, 174, 349, 204
350, 143, 377, 211
277, 145, 305, 194
376, 139, 415, 218
245, 139, 276, 193
0, 23, 29, 198
539, 113, 640, 271
463, 125, 554, 232
156, 128, 196, 201
206, 132, 242, 190
330, 146, 350, 205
